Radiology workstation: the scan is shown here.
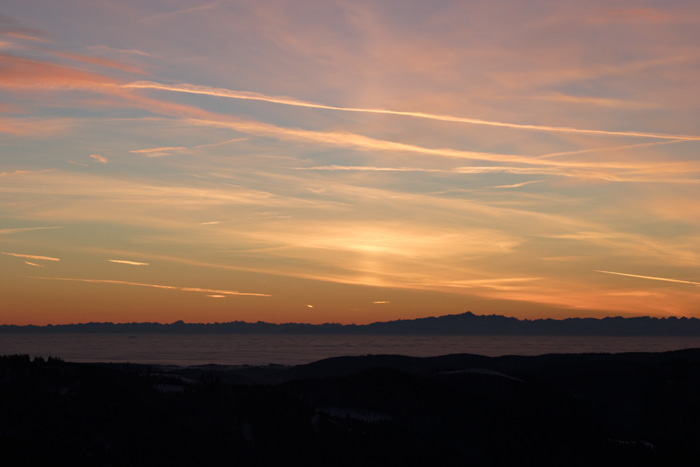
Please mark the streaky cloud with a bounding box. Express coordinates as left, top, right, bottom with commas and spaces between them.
31, 277, 271, 297
444, 277, 542, 287
0, 169, 55, 177
0, 53, 122, 90
0, 116, 76, 135
299, 163, 700, 183
24, 261, 44, 267
523, 91, 655, 109
492, 180, 544, 189
108, 259, 149, 266
127, 139, 247, 158
2, 251, 60, 261
86, 45, 151, 57
596, 270, 700, 286
0, 226, 64, 235
3, 31, 46, 43
140, 2, 219, 22
49, 50, 145, 75
129, 146, 187, 154
126, 80, 700, 141
192, 137, 248, 149
300, 165, 440, 173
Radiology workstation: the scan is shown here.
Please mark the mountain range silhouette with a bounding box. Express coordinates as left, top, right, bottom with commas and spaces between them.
3, 311, 700, 335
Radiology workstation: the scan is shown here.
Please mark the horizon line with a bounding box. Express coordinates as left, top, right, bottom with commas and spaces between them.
1, 311, 692, 328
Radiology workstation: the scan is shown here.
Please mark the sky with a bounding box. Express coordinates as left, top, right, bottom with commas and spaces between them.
1, 0, 699, 325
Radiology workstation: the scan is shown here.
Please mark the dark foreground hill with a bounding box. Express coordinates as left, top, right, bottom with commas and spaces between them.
3, 350, 700, 465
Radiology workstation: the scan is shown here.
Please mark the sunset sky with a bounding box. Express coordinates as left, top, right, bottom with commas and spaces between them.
2, 0, 699, 325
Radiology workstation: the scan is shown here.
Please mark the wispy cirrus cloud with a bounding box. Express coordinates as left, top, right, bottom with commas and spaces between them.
0, 116, 77, 136
0, 14, 146, 74
0, 170, 322, 221
520, 92, 655, 109
140, 1, 220, 23
2, 30, 46, 42
492, 180, 544, 189
49, 50, 146, 75
86, 45, 151, 57
128, 146, 187, 157
127, 138, 248, 157
31, 277, 271, 297
0, 14, 47, 43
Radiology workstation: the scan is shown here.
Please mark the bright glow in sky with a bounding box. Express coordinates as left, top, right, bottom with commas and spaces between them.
1, 1, 699, 325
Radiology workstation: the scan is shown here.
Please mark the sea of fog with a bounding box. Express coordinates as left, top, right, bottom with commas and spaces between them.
2, 334, 700, 366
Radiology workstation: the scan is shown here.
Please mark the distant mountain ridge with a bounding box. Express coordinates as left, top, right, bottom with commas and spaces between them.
3, 311, 700, 336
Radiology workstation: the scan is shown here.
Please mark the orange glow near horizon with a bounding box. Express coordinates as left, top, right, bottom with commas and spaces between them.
1, 1, 699, 325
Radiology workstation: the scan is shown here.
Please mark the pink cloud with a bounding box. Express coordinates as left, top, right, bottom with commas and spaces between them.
0, 14, 48, 42
0, 53, 121, 91
601, 8, 675, 23
50, 50, 146, 75
90, 154, 108, 163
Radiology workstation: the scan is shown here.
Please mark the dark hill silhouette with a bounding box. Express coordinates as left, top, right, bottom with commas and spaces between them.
3, 349, 700, 465
3, 311, 700, 336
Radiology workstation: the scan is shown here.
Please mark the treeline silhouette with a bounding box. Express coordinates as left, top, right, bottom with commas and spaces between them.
3, 350, 700, 465
3, 311, 700, 336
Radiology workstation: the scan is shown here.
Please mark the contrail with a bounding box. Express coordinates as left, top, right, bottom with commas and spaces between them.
192, 117, 700, 174
31, 276, 272, 296
2, 251, 61, 261
125, 80, 700, 141
537, 140, 686, 159
596, 270, 700, 286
